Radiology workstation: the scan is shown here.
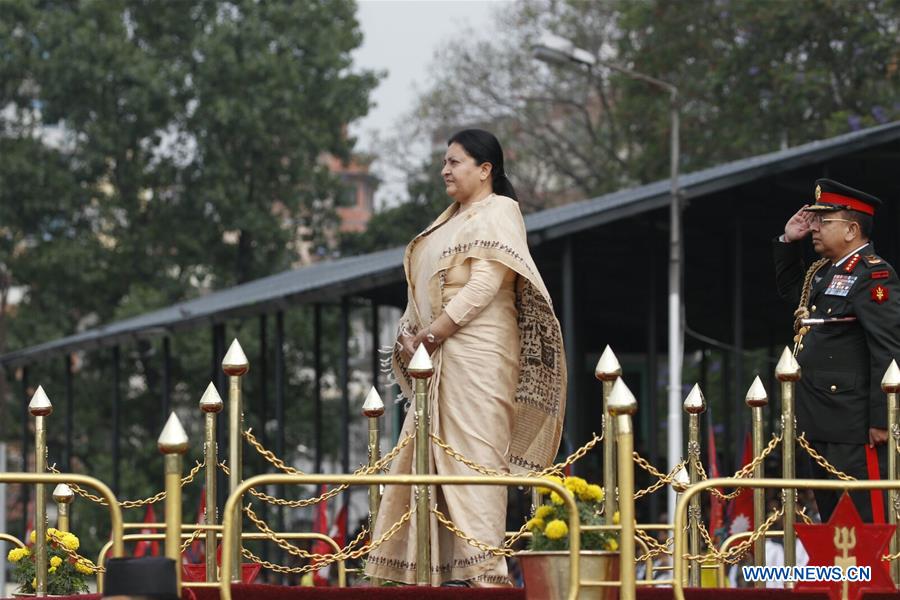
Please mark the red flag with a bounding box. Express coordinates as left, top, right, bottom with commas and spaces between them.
134, 505, 160, 557
185, 487, 207, 563
706, 420, 724, 540
330, 503, 348, 549
310, 485, 331, 587
727, 433, 754, 536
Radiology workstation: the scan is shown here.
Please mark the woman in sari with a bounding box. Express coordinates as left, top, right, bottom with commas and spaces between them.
364, 129, 566, 587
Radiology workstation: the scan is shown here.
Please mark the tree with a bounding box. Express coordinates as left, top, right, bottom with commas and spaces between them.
398, 0, 900, 211
0, 0, 378, 558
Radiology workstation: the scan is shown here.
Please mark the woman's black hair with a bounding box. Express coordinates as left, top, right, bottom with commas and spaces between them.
447, 128, 518, 201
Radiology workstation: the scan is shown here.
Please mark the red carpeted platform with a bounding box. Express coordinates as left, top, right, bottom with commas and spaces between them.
10, 586, 900, 599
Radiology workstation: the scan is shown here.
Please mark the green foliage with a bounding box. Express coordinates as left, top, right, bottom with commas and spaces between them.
528, 476, 617, 552
0, 0, 377, 560
407, 0, 900, 206
7, 530, 91, 595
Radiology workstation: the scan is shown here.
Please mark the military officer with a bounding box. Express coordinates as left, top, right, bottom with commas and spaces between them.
774, 178, 900, 522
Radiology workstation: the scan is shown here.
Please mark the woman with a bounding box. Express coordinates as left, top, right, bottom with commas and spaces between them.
364, 129, 566, 586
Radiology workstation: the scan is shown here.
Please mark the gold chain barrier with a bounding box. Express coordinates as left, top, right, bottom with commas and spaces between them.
430, 431, 602, 479
673, 477, 900, 600
48, 529, 106, 574
47, 460, 205, 507
633, 455, 687, 499
432, 506, 514, 557
243, 502, 369, 561
222, 431, 415, 507
796, 433, 857, 481
219, 474, 581, 600
243, 428, 304, 475
690, 433, 784, 500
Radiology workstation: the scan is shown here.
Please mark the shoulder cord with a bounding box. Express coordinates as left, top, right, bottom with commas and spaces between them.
792, 258, 830, 355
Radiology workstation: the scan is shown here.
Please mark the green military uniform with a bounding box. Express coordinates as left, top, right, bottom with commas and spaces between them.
773, 179, 900, 522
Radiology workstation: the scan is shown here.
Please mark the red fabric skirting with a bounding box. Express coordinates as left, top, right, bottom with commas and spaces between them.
9, 585, 900, 599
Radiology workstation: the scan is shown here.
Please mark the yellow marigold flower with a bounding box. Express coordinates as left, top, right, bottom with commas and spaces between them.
62, 533, 79, 551
30, 530, 36, 543
50, 555, 62, 568
526, 517, 545, 532
536, 475, 563, 496
607, 538, 619, 551
7, 547, 25, 562
32, 577, 37, 589
47, 527, 59, 538
612, 511, 620, 525
544, 519, 569, 540
564, 476, 588, 495
49, 565, 57, 574
534, 505, 555, 520
578, 484, 604, 503
75, 559, 94, 575
550, 491, 565, 506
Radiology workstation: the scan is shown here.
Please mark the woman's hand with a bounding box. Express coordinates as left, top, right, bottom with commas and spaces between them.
397, 328, 418, 362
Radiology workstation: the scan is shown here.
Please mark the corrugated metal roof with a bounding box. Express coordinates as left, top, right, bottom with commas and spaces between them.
4, 120, 900, 366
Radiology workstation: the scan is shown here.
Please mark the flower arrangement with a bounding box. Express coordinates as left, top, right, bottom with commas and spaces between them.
526, 476, 619, 552
7, 528, 92, 595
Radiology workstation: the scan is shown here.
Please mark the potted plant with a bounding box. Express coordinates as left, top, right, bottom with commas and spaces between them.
7, 528, 92, 596
517, 476, 620, 600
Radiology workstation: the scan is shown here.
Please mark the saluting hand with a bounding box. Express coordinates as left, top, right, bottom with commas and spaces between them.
869, 427, 888, 447
784, 205, 814, 242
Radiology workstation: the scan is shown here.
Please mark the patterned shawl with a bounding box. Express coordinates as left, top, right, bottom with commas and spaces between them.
391, 194, 567, 473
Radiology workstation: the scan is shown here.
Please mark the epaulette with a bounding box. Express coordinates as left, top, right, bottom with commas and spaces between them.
863, 254, 884, 267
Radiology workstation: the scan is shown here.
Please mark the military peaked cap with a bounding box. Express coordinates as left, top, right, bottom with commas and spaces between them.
803, 178, 882, 216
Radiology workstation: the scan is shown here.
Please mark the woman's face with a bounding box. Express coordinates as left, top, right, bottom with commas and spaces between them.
441, 142, 490, 202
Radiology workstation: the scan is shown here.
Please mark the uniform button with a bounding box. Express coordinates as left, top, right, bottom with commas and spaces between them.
827, 308, 832, 314
830, 385, 837, 392
811, 305, 817, 312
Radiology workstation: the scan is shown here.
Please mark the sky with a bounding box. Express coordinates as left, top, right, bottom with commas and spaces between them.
350, 0, 513, 207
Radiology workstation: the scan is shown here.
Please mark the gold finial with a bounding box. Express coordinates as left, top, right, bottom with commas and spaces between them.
682, 384, 706, 414
607, 378, 638, 415
29, 385, 53, 417
199, 382, 224, 413
775, 347, 801, 381
594, 345, 622, 381
362, 386, 385, 417
882, 359, 900, 393
222, 339, 249, 376
745, 376, 769, 407
672, 465, 690, 493
158, 412, 190, 454
407, 344, 434, 378
52, 484, 74, 504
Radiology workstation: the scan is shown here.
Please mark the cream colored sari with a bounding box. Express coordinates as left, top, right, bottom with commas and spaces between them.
364, 194, 566, 585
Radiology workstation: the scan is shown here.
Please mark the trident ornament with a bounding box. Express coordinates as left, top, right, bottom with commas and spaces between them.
834, 526, 857, 600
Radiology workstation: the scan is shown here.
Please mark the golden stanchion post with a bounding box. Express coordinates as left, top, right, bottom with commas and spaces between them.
52, 484, 74, 533
672, 466, 690, 585
775, 347, 800, 568
683, 384, 705, 587
608, 378, 637, 600
30, 386, 52, 597
199, 382, 224, 582
882, 359, 900, 584
595, 345, 622, 525
159, 412, 190, 593
223, 339, 249, 582
745, 376, 768, 583
362, 388, 384, 528
408, 344, 434, 586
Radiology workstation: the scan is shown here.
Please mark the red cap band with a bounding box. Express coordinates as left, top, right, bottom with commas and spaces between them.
819, 191, 875, 215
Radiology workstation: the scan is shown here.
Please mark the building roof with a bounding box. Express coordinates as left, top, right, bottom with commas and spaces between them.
4, 120, 900, 367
